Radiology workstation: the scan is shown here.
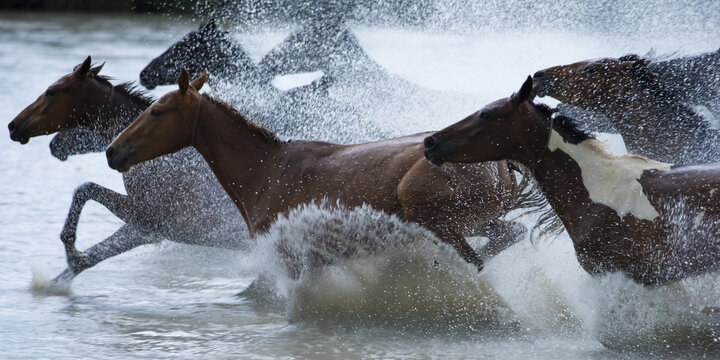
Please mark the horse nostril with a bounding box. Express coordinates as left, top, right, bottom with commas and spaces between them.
424, 136, 437, 151
533, 70, 546, 78
8, 122, 15, 132
105, 146, 115, 161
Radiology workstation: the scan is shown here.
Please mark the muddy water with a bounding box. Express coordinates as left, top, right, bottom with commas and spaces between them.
1, 10, 719, 359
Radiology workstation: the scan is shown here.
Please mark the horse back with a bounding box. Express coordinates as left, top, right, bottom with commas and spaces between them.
640, 163, 720, 206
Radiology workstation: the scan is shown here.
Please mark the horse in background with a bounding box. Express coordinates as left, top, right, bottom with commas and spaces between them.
8, 57, 248, 285
139, 19, 389, 143
533, 49, 720, 164
425, 76, 720, 285
107, 69, 532, 276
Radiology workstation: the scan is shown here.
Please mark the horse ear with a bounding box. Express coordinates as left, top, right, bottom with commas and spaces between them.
511, 76, 534, 107
190, 69, 207, 91
178, 68, 189, 95
89, 62, 105, 77
73, 56, 92, 80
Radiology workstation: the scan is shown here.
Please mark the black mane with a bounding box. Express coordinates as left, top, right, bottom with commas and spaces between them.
532, 102, 594, 144
92, 74, 155, 107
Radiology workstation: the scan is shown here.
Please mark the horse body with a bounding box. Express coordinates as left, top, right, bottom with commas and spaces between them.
107, 70, 525, 273
425, 77, 720, 285
8, 58, 247, 283
533, 52, 720, 164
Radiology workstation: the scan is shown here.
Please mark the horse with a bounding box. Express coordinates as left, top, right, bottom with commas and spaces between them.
8, 57, 248, 285
106, 68, 531, 275
141, 18, 479, 137
139, 19, 389, 144
532, 50, 720, 164
425, 76, 720, 286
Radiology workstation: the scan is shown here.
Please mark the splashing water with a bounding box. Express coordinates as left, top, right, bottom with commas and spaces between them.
246, 201, 519, 335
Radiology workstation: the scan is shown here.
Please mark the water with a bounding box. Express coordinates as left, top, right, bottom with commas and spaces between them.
1, 9, 719, 359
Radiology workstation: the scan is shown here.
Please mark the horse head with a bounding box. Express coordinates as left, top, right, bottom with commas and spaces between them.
140, 19, 254, 89
425, 76, 548, 165
108, 69, 207, 172
532, 55, 652, 111
9, 56, 107, 144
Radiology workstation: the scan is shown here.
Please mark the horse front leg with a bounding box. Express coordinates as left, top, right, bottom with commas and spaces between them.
469, 220, 527, 261
51, 223, 153, 286
60, 182, 134, 265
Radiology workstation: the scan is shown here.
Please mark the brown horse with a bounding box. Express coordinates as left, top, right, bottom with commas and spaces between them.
532, 54, 720, 164
425, 76, 720, 285
8, 57, 248, 285
106, 68, 529, 273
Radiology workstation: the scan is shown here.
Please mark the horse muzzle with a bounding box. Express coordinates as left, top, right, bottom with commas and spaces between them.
423, 135, 446, 166
105, 144, 133, 173
8, 119, 30, 144
139, 68, 159, 90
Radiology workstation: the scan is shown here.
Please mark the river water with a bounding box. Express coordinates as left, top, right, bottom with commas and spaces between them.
1, 9, 720, 359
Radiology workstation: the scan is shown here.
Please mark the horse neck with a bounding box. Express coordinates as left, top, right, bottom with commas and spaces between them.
191, 97, 282, 233
530, 141, 597, 238
210, 38, 260, 83
90, 82, 153, 143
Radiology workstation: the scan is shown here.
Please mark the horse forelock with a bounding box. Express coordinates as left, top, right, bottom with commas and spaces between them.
202, 94, 284, 145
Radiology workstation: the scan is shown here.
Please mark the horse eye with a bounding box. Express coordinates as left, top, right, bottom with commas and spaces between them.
478, 112, 488, 120
150, 109, 162, 117
45, 89, 56, 97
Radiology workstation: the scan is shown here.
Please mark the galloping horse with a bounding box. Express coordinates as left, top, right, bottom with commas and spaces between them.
106, 69, 530, 273
533, 50, 720, 163
8, 57, 247, 284
142, 19, 479, 137
425, 76, 720, 285
140, 20, 388, 144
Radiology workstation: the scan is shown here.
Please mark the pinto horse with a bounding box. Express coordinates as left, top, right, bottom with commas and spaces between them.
425, 76, 720, 285
533, 50, 720, 164
106, 69, 530, 273
8, 57, 248, 285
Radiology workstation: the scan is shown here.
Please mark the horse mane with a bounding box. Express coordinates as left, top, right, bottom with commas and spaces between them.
90, 74, 155, 107
533, 102, 595, 144
202, 94, 285, 145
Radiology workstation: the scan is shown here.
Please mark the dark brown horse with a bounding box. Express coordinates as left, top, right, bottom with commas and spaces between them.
106, 69, 530, 273
8, 57, 248, 285
425, 76, 720, 285
533, 51, 720, 164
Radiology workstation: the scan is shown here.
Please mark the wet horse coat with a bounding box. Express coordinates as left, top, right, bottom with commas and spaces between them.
107, 69, 527, 273
533, 51, 720, 163
425, 76, 720, 285
140, 19, 389, 144
8, 57, 247, 284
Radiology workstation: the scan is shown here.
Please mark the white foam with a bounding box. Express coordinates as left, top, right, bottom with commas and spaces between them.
247, 201, 518, 333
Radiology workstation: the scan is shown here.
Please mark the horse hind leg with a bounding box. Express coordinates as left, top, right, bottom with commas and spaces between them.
59, 182, 134, 266
51, 223, 153, 285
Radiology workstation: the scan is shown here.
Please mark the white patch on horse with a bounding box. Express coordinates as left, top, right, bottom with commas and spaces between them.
692, 105, 719, 130
548, 130, 672, 220
694, 211, 706, 228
